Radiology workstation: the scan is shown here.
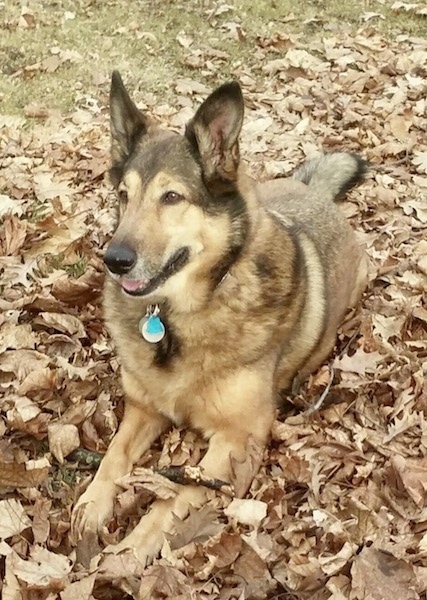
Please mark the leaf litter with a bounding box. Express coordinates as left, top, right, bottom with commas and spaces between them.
0, 14, 427, 600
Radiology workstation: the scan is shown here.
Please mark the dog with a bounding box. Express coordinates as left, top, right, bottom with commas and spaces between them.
71, 72, 368, 565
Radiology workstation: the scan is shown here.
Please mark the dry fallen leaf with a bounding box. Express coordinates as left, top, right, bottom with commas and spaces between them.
333, 348, 384, 375
391, 455, 427, 508
168, 504, 223, 550
350, 547, 418, 600
0, 460, 50, 489
0, 499, 31, 540
7, 545, 73, 590
224, 498, 267, 528
48, 422, 80, 463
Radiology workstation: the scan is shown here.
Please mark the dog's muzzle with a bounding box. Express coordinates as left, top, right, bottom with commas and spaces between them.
104, 244, 190, 297
104, 243, 137, 275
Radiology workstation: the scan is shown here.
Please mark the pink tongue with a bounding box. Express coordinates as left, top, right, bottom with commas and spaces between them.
121, 279, 147, 292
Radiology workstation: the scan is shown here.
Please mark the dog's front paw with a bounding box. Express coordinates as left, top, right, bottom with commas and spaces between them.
102, 535, 159, 570
71, 482, 115, 546
101, 518, 164, 570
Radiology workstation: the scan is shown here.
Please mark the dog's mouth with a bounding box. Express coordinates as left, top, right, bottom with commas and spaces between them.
118, 247, 190, 297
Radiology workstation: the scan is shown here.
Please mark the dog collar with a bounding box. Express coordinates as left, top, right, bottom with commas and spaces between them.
139, 304, 166, 343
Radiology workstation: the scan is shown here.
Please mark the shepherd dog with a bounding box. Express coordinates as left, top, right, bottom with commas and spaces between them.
71, 72, 368, 565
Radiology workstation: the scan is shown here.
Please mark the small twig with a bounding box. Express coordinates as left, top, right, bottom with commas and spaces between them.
303, 367, 335, 416
156, 466, 234, 495
68, 451, 233, 494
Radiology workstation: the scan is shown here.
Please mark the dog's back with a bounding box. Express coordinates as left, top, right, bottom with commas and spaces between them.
255, 153, 368, 388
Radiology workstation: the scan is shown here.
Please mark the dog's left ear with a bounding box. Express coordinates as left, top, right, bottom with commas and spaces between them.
185, 81, 244, 184
110, 71, 150, 171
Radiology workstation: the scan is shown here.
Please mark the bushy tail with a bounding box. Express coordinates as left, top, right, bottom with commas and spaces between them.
292, 152, 368, 202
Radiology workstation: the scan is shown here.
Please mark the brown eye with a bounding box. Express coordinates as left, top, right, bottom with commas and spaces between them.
162, 191, 183, 205
118, 188, 128, 205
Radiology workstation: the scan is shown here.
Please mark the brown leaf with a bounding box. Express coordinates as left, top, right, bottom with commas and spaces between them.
138, 566, 189, 600
51, 268, 103, 305
333, 348, 384, 375
0, 459, 50, 489
59, 573, 96, 600
97, 550, 145, 581
168, 504, 223, 550
0, 499, 31, 539
234, 542, 275, 599
18, 367, 58, 397
34, 312, 87, 338
18, 9, 36, 28
0, 350, 50, 381
224, 498, 267, 528
41, 54, 61, 73
48, 422, 80, 463
388, 115, 411, 141
319, 541, 358, 576
2, 215, 27, 255
32, 498, 52, 545
207, 531, 242, 568
350, 547, 418, 600
119, 467, 180, 499
9, 545, 72, 590
3, 549, 24, 600
0, 323, 37, 353
391, 455, 427, 507
24, 103, 50, 119
7, 395, 41, 422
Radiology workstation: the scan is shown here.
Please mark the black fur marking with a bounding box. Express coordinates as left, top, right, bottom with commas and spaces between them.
335, 154, 369, 201
209, 189, 250, 289
109, 132, 147, 188
210, 242, 243, 289
255, 253, 277, 280
184, 124, 199, 160
153, 309, 181, 369
256, 226, 305, 311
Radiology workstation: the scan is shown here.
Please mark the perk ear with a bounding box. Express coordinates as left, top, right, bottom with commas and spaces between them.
185, 81, 244, 184
110, 71, 149, 170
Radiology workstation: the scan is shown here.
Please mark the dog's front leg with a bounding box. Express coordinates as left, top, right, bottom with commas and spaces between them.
104, 370, 275, 565
71, 399, 169, 543
104, 428, 269, 566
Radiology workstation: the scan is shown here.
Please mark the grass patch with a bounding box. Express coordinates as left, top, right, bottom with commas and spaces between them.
1, 0, 425, 115
50, 253, 88, 278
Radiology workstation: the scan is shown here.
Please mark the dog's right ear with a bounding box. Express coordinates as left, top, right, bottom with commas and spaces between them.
110, 71, 149, 173
185, 81, 244, 186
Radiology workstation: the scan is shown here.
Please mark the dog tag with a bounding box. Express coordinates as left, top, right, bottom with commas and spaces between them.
139, 314, 166, 343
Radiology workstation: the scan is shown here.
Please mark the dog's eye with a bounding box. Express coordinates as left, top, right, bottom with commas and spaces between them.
162, 191, 183, 205
118, 188, 128, 204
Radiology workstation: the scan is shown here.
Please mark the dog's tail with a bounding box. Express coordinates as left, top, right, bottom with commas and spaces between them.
292, 152, 367, 202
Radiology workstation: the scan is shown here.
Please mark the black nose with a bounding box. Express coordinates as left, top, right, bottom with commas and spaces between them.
104, 243, 137, 274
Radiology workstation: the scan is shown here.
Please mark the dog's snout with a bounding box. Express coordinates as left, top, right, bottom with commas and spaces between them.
104, 243, 137, 274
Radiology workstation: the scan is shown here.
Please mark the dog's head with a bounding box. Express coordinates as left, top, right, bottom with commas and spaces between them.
104, 71, 249, 307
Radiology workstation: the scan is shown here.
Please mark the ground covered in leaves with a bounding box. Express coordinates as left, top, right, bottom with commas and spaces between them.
1, 1, 427, 599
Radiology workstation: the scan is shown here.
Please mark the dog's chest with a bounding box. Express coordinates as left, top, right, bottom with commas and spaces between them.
110, 304, 282, 426
116, 335, 212, 425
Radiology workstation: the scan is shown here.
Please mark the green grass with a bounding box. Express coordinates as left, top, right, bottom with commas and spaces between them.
64, 257, 88, 279
49, 253, 88, 278
0, 0, 425, 115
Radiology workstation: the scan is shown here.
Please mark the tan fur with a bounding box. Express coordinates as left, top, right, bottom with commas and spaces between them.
71, 78, 368, 566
